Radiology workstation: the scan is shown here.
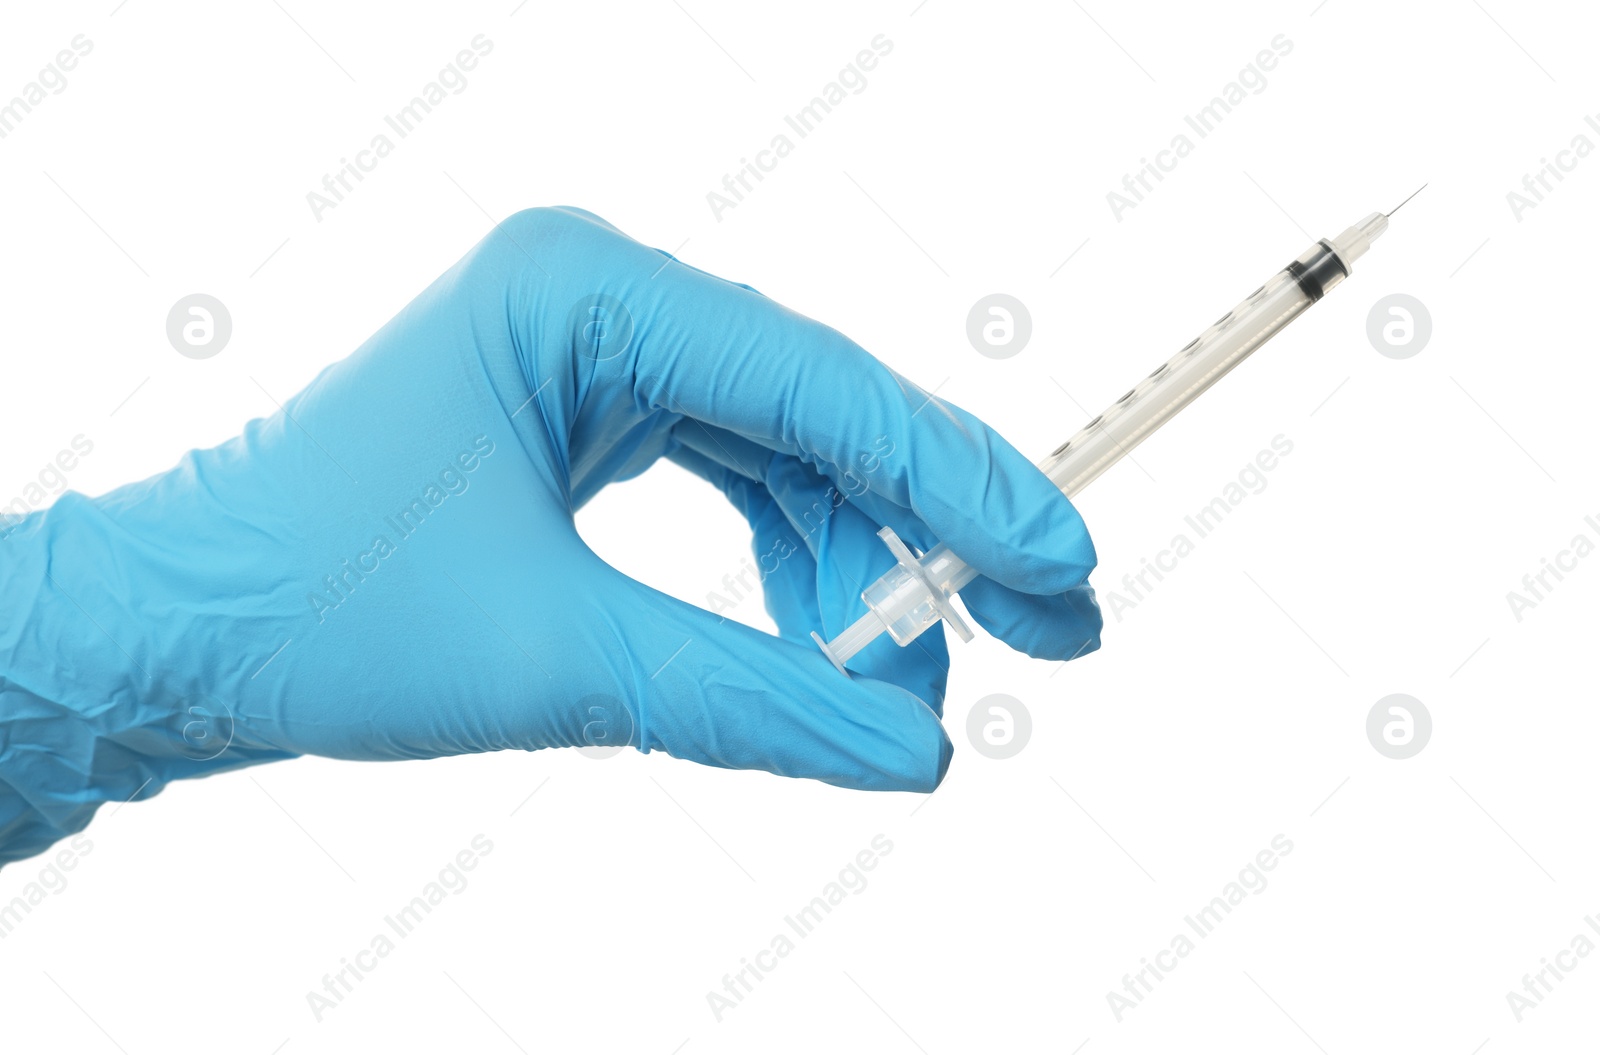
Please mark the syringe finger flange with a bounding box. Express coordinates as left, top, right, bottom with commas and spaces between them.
865, 528, 974, 646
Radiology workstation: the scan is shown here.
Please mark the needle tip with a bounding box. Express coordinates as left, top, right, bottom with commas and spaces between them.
1388, 184, 1427, 217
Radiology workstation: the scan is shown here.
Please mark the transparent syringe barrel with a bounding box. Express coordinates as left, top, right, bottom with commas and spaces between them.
1039, 263, 1316, 497
853, 259, 1323, 653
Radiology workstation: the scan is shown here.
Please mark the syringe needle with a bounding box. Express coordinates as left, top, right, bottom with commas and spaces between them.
1388, 184, 1427, 216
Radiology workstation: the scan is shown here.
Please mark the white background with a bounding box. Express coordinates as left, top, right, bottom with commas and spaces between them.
1, 0, 1596, 1051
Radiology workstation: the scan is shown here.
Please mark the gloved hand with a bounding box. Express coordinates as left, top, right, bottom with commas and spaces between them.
0, 207, 1100, 868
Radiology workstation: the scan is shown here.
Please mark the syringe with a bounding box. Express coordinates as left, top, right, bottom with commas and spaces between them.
814, 199, 1418, 674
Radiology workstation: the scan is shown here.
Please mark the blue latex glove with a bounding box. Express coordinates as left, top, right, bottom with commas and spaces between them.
0, 207, 1099, 868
